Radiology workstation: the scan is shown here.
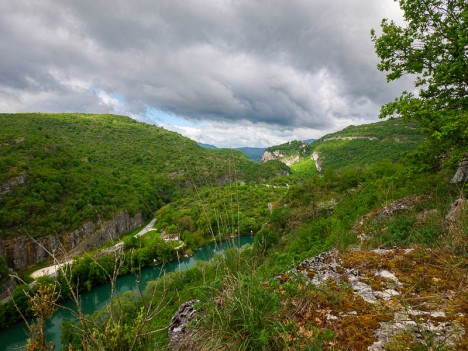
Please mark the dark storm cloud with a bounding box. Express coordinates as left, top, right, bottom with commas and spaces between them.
0, 0, 409, 129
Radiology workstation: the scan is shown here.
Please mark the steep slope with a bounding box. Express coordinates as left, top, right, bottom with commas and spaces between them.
308, 119, 423, 172
261, 140, 309, 166
276, 119, 424, 175
0, 113, 287, 267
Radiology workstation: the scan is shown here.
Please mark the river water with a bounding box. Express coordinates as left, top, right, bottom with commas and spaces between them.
0, 236, 253, 350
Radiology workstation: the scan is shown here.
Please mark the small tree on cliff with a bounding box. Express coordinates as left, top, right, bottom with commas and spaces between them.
371, 0, 467, 169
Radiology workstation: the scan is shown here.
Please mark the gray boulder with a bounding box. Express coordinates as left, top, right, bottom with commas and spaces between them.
168, 300, 199, 350
451, 157, 468, 183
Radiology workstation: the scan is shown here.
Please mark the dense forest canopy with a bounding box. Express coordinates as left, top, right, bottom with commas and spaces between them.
0, 113, 287, 238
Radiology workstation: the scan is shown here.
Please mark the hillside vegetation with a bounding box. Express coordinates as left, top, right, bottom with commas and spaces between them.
155, 182, 288, 248
59, 154, 467, 351
1, 113, 466, 350
0, 113, 287, 239
266, 118, 425, 176
198, 143, 265, 163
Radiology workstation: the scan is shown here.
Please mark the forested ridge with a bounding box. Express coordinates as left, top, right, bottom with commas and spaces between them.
0, 0, 467, 349
0, 113, 287, 239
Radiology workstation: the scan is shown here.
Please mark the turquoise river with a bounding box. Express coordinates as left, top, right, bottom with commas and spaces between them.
0, 236, 253, 350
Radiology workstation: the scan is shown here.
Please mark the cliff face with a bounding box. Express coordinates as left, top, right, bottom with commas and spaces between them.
311, 151, 322, 173
261, 141, 308, 166
0, 212, 144, 269
261, 150, 301, 166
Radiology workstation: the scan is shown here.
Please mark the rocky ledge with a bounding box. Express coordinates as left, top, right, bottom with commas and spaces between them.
168, 300, 200, 351
279, 247, 467, 350
0, 211, 144, 269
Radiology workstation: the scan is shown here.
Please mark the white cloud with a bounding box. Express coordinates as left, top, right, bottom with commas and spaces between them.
0, 0, 409, 146
161, 119, 335, 148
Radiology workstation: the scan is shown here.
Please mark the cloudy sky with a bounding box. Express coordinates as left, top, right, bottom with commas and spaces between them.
0, 0, 410, 147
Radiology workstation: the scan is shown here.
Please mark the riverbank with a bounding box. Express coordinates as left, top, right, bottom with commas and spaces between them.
0, 236, 254, 351
28, 218, 158, 279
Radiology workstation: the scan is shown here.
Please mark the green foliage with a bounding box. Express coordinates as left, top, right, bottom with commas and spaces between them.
269, 206, 291, 230
372, 0, 468, 166
0, 113, 287, 239
309, 119, 424, 172
266, 140, 309, 157
2, 113, 464, 349
123, 235, 139, 250
0, 284, 33, 328
290, 158, 318, 176
0, 255, 8, 282
282, 119, 425, 178
155, 182, 287, 244
253, 228, 279, 255
45, 157, 464, 349
197, 274, 287, 351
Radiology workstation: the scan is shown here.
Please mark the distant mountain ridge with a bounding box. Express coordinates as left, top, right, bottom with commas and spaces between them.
197, 143, 218, 149
198, 139, 316, 162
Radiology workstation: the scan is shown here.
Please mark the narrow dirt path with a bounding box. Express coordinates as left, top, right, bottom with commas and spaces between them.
29, 218, 157, 279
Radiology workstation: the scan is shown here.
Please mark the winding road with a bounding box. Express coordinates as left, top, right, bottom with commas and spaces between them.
30, 218, 157, 279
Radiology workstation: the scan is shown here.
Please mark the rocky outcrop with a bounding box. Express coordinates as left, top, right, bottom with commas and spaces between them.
261, 150, 285, 162
261, 150, 301, 166
321, 136, 378, 142
0, 276, 17, 302
451, 157, 468, 183
261, 141, 307, 166
168, 300, 200, 351
311, 151, 322, 173
0, 212, 144, 269
279, 248, 466, 350
353, 196, 425, 242
0, 173, 26, 196
445, 198, 467, 233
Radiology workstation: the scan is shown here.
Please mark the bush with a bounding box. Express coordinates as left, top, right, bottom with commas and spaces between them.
195, 274, 286, 351
254, 229, 279, 255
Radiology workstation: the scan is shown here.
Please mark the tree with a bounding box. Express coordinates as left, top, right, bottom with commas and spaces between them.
371, 0, 467, 168
0, 255, 8, 282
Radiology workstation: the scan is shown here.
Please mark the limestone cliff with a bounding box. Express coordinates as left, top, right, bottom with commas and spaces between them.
0, 212, 144, 269
311, 151, 322, 173
261, 141, 308, 166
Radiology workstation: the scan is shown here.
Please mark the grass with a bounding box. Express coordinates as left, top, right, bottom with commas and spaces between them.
9, 117, 467, 350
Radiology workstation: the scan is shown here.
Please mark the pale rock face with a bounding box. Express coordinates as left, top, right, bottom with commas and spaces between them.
311, 151, 322, 172
261, 148, 302, 166
451, 157, 468, 183
261, 150, 284, 162
322, 136, 378, 142
0, 212, 144, 269
0, 173, 26, 196
168, 300, 199, 351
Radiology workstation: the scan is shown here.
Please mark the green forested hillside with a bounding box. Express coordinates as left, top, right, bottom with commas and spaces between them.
264, 140, 309, 157
2, 114, 466, 350
290, 118, 424, 175
0, 113, 287, 238
155, 182, 288, 247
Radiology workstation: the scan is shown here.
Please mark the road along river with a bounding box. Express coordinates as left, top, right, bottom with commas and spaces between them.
0, 235, 253, 350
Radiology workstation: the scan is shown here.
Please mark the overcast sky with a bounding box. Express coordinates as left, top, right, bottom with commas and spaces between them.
0, 0, 410, 147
